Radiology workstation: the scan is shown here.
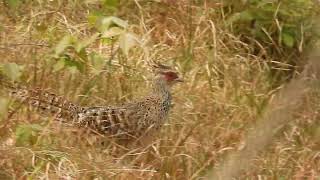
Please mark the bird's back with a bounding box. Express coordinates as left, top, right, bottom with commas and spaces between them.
77, 93, 171, 138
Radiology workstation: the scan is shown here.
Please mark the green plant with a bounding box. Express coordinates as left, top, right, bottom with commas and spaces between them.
51, 16, 138, 74
225, 0, 319, 54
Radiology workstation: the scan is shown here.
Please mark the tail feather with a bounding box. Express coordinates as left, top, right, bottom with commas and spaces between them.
1, 77, 81, 121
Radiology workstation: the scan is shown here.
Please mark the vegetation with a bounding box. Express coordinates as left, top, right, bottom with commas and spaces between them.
0, 0, 320, 179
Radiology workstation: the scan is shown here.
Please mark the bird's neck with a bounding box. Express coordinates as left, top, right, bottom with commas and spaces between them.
152, 78, 171, 101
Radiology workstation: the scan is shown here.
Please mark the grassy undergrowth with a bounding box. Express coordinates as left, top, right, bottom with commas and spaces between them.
0, 0, 320, 179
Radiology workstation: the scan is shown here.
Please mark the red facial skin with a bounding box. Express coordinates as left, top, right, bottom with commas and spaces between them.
162, 71, 179, 82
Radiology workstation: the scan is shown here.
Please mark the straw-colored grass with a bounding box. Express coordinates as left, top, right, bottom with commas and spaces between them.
0, 1, 319, 179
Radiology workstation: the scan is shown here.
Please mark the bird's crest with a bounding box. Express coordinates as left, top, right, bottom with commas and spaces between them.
147, 61, 183, 83
148, 61, 175, 73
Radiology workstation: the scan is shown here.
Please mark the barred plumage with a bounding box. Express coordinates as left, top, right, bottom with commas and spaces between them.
1, 63, 182, 140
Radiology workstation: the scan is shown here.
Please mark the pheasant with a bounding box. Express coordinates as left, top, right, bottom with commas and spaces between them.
0, 63, 183, 140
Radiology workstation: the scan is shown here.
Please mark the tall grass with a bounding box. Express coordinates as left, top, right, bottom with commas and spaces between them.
0, 1, 320, 179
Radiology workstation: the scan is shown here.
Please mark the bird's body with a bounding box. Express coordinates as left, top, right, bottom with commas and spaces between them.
76, 78, 173, 138
1, 63, 182, 141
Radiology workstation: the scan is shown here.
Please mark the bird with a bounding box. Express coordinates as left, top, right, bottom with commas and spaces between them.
0, 63, 183, 141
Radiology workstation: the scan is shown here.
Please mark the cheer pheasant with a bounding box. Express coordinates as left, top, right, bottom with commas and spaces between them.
0, 63, 183, 140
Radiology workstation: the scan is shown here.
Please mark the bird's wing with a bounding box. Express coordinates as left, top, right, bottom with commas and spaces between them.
77, 96, 162, 137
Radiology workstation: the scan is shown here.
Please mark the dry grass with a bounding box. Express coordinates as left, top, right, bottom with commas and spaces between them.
0, 1, 320, 179
210, 51, 320, 179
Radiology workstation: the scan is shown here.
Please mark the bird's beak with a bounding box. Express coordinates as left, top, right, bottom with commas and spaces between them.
175, 78, 184, 83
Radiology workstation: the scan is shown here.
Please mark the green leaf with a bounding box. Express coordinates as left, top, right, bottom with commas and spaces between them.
53, 57, 85, 73
87, 10, 104, 26
226, 10, 254, 26
102, 0, 119, 13
6, 0, 21, 8
239, 10, 254, 21
100, 38, 114, 45
97, 16, 128, 33
101, 27, 123, 38
0, 98, 9, 120
64, 58, 84, 73
54, 35, 73, 57
104, 0, 119, 8
75, 33, 100, 53
119, 32, 138, 56
88, 14, 98, 26
282, 32, 295, 48
77, 48, 89, 61
2, 62, 23, 81
225, 13, 240, 26
15, 124, 42, 146
53, 59, 65, 72
108, 16, 128, 28
90, 52, 105, 74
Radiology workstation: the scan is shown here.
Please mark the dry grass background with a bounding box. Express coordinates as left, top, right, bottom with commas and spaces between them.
0, 1, 320, 179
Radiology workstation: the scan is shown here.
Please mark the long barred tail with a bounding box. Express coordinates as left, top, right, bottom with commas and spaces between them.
1, 77, 81, 121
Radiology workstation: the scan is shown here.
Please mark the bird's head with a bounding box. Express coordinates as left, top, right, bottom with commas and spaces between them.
151, 62, 183, 87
